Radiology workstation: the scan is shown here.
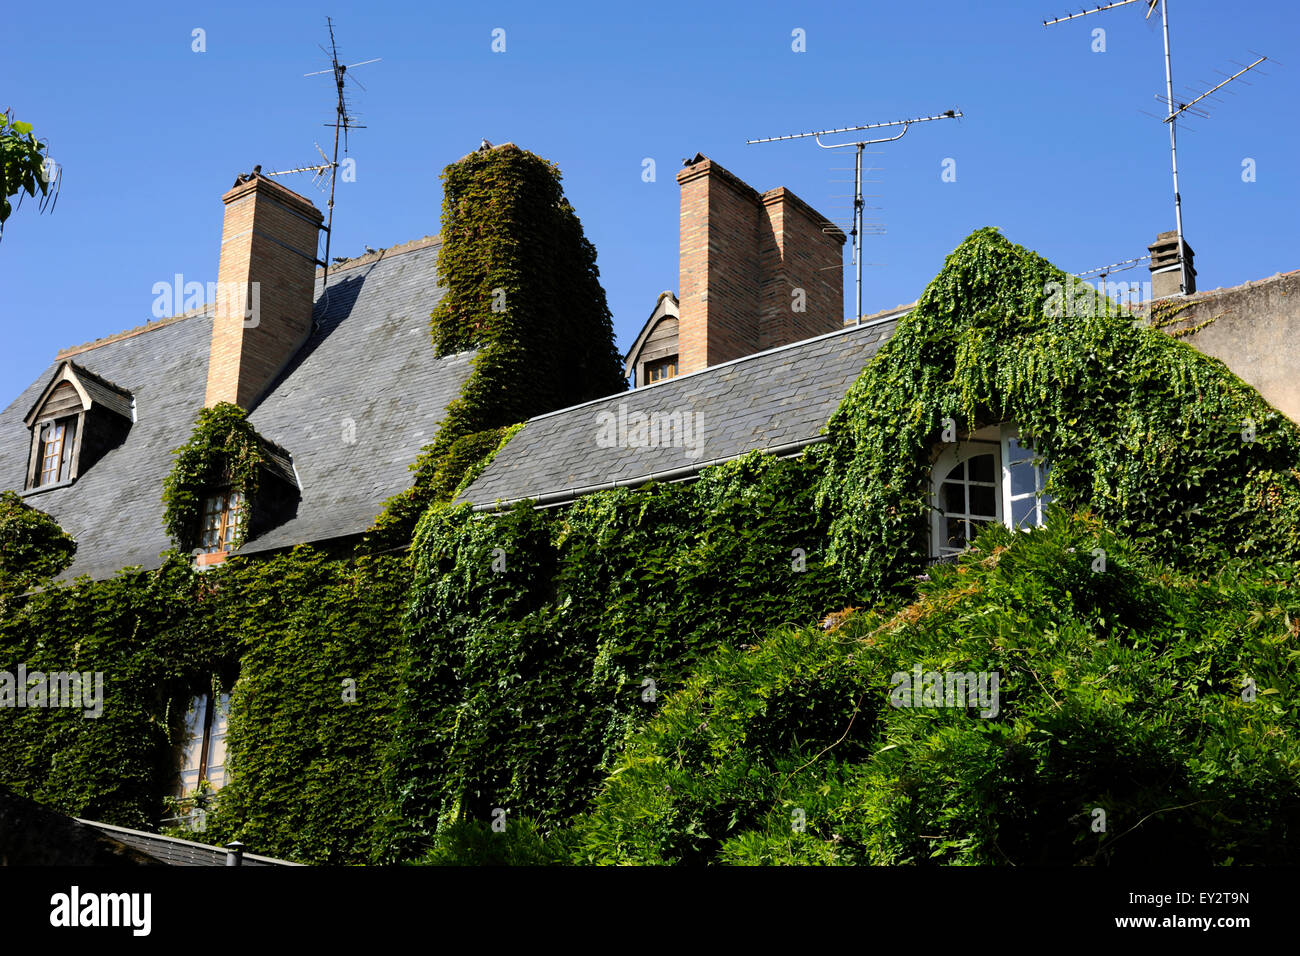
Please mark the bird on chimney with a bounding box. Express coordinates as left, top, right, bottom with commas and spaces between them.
364, 246, 377, 255
478, 139, 492, 152
232, 164, 263, 187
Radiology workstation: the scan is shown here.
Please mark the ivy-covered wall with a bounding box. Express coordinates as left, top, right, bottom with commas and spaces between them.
5, 223, 1299, 867
815, 228, 1300, 598
383, 451, 847, 859
391, 227, 1300, 863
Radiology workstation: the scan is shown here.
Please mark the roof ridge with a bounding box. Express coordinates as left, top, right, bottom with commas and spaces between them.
54, 234, 445, 360
316, 234, 441, 280
56, 307, 213, 360
534, 312, 902, 426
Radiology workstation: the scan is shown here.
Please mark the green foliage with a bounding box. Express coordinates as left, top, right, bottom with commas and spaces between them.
371, 145, 626, 544
1, 110, 58, 237
408, 817, 578, 866
579, 512, 1300, 865
198, 549, 410, 863
161, 403, 267, 551
0, 544, 409, 864
816, 227, 1300, 598
0, 557, 231, 828
384, 451, 848, 858
0, 491, 76, 593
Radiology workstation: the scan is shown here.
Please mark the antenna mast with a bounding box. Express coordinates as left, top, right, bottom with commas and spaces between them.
748, 110, 962, 324
1043, 0, 1269, 296
267, 18, 379, 297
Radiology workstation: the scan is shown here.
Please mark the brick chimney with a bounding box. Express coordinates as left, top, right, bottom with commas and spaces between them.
676, 156, 844, 375
204, 173, 324, 409
1148, 230, 1196, 298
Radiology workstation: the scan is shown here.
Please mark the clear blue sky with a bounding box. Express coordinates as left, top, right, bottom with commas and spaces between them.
2, 0, 1296, 402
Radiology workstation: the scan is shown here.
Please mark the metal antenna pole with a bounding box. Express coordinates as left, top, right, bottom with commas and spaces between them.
321, 17, 345, 298
288, 17, 380, 302
748, 110, 962, 324
1044, 0, 1269, 297
1159, 0, 1188, 294
854, 143, 863, 322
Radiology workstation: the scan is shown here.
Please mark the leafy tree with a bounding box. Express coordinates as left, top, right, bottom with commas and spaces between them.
1, 110, 58, 239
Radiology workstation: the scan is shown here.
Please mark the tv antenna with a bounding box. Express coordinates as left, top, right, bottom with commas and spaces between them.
266, 17, 379, 296
1073, 254, 1150, 311
1043, 0, 1270, 297
747, 110, 962, 324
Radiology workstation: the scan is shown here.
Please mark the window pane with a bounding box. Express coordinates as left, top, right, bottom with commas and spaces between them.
1012, 496, 1037, 529
945, 518, 966, 550
969, 484, 997, 518
205, 694, 231, 790
178, 694, 207, 796
943, 481, 965, 515
967, 454, 995, 483
942, 460, 966, 483
1010, 459, 1037, 497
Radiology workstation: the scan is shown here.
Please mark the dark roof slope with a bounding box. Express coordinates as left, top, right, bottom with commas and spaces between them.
243, 241, 472, 553
0, 237, 468, 579
460, 317, 898, 510
0, 312, 212, 580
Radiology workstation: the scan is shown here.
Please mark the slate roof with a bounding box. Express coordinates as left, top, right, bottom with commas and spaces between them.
0, 238, 469, 580
459, 316, 899, 510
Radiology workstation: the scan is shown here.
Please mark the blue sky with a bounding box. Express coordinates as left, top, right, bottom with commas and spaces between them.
2, 0, 1296, 402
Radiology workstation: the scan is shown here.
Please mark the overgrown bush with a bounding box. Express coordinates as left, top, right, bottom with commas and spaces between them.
579, 512, 1300, 865
0, 491, 76, 593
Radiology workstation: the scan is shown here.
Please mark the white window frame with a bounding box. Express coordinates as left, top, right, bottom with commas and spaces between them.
930, 439, 1003, 558
930, 424, 1052, 558
1000, 427, 1052, 532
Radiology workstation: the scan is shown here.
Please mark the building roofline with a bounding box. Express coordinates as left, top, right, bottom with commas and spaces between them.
526, 310, 902, 427
52, 235, 443, 361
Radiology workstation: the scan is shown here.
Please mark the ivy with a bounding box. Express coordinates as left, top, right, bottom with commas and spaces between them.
161, 403, 268, 551
815, 227, 1300, 598
383, 451, 849, 858
0, 491, 76, 594
370, 145, 627, 545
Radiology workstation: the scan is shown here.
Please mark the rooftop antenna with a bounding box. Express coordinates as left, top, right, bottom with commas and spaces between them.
747, 110, 962, 324
267, 17, 379, 299
1043, 0, 1270, 296
1073, 254, 1150, 311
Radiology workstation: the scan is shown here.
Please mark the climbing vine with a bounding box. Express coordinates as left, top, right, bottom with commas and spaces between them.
0, 491, 76, 594
161, 402, 268, 551
815, 227, 1300, 599
370, 145, 627, 544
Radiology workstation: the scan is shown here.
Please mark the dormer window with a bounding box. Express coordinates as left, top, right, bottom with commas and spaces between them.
625, 292, 680, 388
930, 424, 1052, 558
199, 490, 244, 554
644, 357, 678, 383
22, 361, 132, 493
37, 414, 77, 486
